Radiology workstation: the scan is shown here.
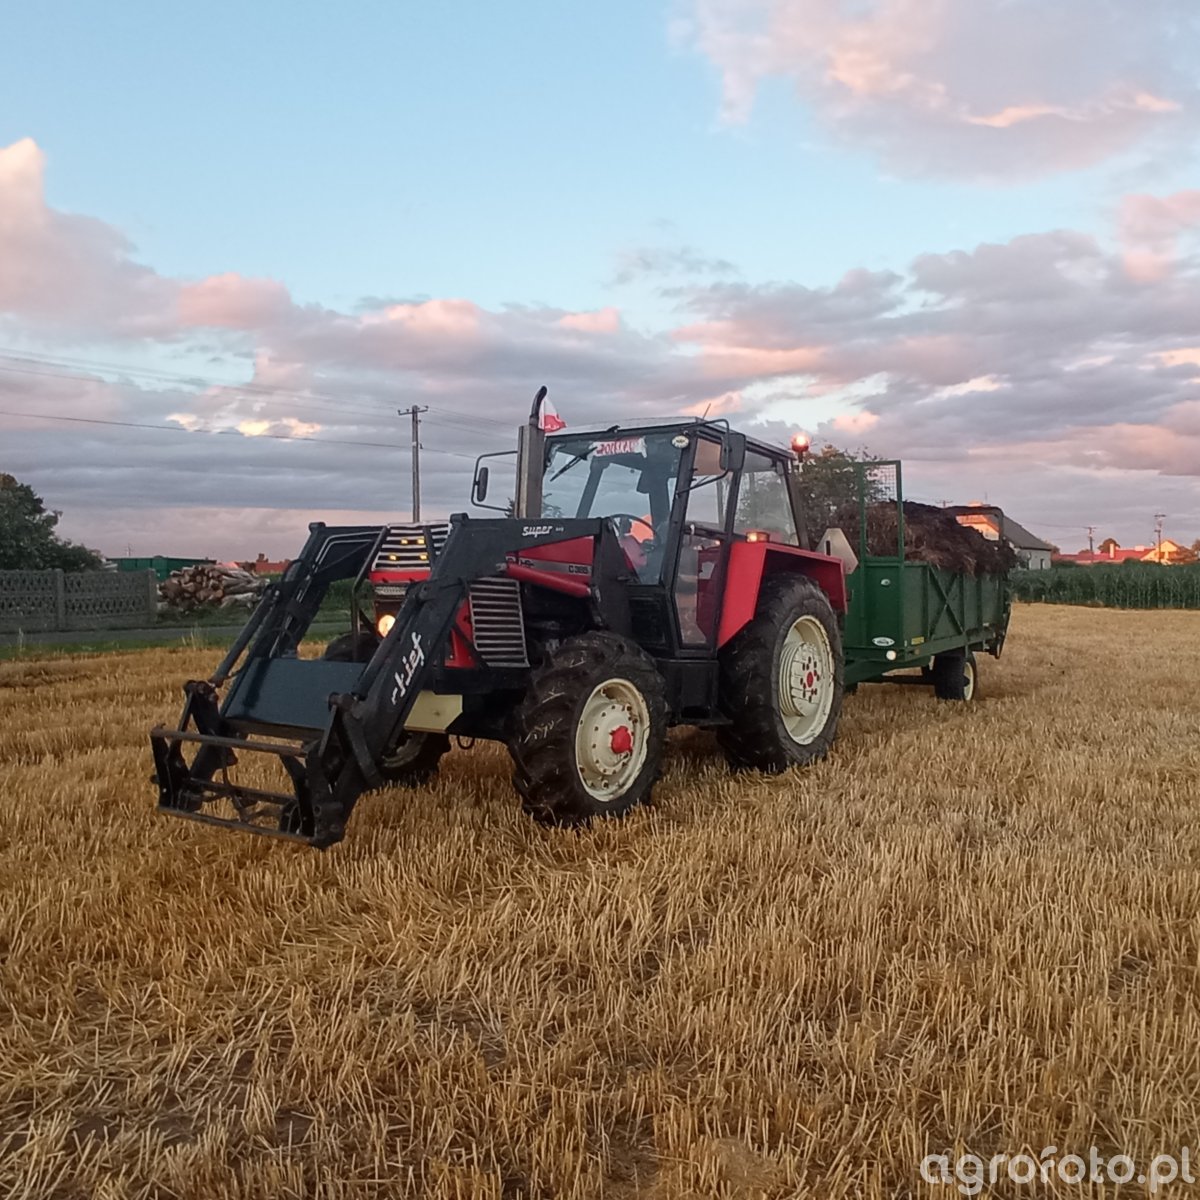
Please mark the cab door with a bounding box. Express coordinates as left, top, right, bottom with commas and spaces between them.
671, 435, 734, 650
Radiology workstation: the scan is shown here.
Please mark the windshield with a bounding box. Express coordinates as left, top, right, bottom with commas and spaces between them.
541, 431, 687, 581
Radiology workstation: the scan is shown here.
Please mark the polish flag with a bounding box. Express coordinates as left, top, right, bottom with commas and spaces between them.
539, 398, 567, 432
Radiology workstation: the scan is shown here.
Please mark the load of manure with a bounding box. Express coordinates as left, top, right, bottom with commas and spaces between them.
832, 501, 1018, 575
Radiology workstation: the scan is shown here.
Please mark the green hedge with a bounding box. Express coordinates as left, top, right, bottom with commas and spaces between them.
1011, 563, 1200, 608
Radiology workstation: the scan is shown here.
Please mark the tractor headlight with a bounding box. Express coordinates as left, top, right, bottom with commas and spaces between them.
377, 613, 396, 637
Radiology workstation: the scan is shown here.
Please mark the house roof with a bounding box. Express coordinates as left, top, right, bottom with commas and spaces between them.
998, 516, 1054, 552
1057, 548, 1148, 564
944, 505, 1054, 552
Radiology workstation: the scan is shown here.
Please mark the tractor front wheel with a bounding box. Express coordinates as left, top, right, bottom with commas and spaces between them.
508, 632, 667, 826
717, 575, 843, 772
323, 630, 449, 786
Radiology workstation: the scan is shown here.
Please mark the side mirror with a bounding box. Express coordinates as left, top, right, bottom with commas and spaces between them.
472, 465, 490, 504
720, 436, 745, 474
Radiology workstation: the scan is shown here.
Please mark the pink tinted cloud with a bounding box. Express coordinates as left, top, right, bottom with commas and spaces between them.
178, 273, 294, 329
372, 298, 482, 337
7, 133, 1200, 553
1119, 190, 1200, 281
0, 138, 175, 333
558, 307, 622, 334
682, 389, 743, 417
683, 0, 1195, 178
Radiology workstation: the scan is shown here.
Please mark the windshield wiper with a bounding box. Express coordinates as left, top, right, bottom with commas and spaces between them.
548, 447, 594, 483
546, 425, 620, 484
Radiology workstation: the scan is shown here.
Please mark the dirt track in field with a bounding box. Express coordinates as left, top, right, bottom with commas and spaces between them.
3, 604, 1200, 1199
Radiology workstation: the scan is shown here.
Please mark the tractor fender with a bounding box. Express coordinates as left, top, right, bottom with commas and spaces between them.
716, 541, 848, 648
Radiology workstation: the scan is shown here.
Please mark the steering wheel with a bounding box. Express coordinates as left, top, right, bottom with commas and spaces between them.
609, 513, 656, 542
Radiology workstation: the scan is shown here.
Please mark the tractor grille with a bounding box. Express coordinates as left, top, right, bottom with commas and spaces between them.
372, 523, 450, 571
372, 582, 409, 601
468, 577, 529, 667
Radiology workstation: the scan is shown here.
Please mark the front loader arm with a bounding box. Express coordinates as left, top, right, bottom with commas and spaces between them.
153, 514, 623, 849
304, 515, 617, 846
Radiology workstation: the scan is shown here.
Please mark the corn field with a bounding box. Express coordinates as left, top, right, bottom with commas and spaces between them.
3, 604, 1200, 1198
1011, 562, 1200, 608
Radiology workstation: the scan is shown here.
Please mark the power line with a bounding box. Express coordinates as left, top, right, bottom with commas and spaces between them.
0, 359, 410, 427
0, 407, 406, 449
0, 406, 478, 460
0, 348, 518, 429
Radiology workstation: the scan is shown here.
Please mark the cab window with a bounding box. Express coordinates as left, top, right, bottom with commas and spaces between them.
735, 452, 798, 545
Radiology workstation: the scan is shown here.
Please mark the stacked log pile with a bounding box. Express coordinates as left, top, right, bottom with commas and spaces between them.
835, 501, 1018, 575
158, 564, 266, 613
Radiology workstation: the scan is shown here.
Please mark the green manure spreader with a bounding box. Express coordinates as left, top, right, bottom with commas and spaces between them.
831, 461, 1013, 703
150, 392, 1012, 849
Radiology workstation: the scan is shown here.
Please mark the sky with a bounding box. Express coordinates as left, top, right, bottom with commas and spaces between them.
2, 0, 1199, 557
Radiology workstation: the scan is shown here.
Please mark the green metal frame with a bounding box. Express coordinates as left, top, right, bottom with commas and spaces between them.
840, 460, 1010, 687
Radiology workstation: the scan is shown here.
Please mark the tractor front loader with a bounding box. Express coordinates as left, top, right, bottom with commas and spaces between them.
151, 393, 849, 848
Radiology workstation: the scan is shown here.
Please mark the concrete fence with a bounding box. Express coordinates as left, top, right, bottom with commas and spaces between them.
0, 569, 159, 633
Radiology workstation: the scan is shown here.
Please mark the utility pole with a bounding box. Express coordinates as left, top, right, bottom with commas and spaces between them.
1086, 525, 1095, 555
398, 406, 428, 521
1154, 512, 1166, 562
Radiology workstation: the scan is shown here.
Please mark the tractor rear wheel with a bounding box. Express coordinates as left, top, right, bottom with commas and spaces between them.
322, 630, 449, 786
717, 575, 843, 772
931, 650, 977, 701
508, 632, 667, 826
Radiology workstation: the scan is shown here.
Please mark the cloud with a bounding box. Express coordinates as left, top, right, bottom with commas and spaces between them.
681, 0, 1199, 179
558, 307, 623, 334
1118, 189, 1200, 281
611, 245, 739, 285
682, 389, 743, 417
669, 211, 1200, 528
178, 273, 294, 330
0, 139, 176, 335
5, 137, 1200, 553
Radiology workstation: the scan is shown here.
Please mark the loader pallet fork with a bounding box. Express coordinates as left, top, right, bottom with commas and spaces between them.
151, 514, 631, 848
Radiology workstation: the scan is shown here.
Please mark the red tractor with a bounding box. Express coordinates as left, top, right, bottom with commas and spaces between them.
151, 391, 847, 847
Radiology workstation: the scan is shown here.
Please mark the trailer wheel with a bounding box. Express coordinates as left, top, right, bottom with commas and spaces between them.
931, 650, 977, 701
717, 575, 843, 772
508, 632, 667, 826
323, 632, 449, 786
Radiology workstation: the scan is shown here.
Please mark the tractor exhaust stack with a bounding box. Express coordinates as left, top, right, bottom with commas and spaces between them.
514, 385, 547, 518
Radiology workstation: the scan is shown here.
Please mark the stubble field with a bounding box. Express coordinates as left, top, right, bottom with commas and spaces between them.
2, 604, 1200, 1199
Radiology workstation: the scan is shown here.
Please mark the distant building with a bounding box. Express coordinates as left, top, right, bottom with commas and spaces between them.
945, 504, 1055, 570
238, 552, 291, 575
1057, 538, 1189, 565
108, 554, 214, 581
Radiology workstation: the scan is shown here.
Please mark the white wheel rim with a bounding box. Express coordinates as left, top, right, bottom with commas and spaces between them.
574, 678, 650, 801
963, 660, 976, 701
778, 615, 835, 745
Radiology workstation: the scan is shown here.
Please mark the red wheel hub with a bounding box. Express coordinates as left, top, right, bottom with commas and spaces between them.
610, 725, 633, 755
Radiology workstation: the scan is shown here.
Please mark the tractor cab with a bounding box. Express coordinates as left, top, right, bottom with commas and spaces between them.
471, 420, 817, 659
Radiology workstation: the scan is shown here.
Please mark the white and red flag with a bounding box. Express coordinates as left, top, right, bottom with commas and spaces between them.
538, 398, 567, 432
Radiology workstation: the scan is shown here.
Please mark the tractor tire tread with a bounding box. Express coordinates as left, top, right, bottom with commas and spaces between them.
508, 631, 667, 826
931, 650, 976, 702
716, 574, 843, 773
